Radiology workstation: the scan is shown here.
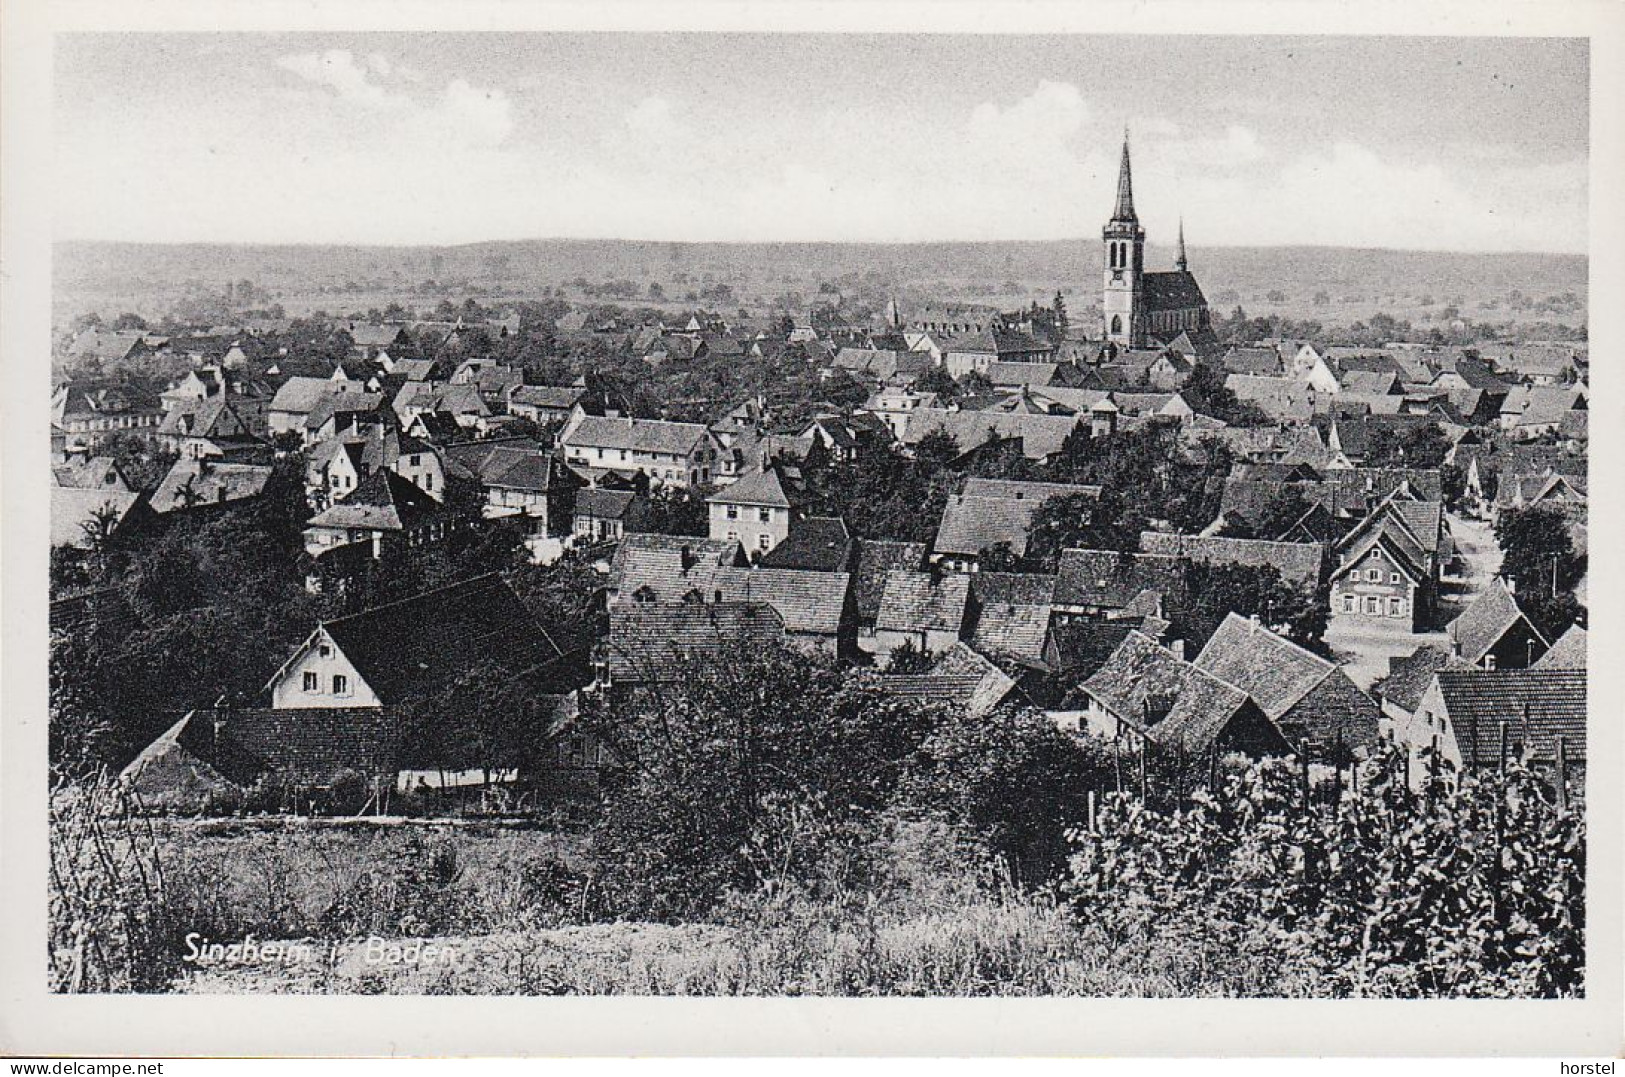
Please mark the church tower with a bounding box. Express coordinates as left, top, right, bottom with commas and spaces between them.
1102, 132, 1145, 349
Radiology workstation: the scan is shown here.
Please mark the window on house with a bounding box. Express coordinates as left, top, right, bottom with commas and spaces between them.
758, 508, 771, 523
1390, 572, 1401, 584
302, 671, 319, 692
332, 674, 349, 695
726, 505, 738, 520
1365, 596, 1381, 615
1389, 597, 1404, 617
726, 530, 738, 541
1367, 568, 1380, 582
1343, 594, 1356, 613
758, 534, 771, 551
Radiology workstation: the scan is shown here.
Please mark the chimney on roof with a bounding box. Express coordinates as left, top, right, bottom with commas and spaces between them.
1170, 639, 1185, 662
680, 544, 696, 575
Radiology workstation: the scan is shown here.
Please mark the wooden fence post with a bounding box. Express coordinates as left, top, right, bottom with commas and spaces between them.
1113, 734, 1123, 795
1498, 721, 1508, 777
1427, 734, 1439, 806
1300, 746, 1312, 809
1138, 737, 1149, 803
1555, 735, 1569, 812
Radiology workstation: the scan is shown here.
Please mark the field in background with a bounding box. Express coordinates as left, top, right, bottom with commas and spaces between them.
53, 238, 1587, 331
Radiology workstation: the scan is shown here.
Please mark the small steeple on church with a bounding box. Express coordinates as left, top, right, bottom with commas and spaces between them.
1101, 133, 1216, 355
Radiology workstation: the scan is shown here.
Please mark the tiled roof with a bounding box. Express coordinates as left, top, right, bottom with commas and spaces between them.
875, 570, 971, 635
901, 409, 1083, 461
609, 533, 744, 604
1138, 531, 1323, 591
986, 361, 1058, 387
713, 567, 851, 636
759, 517, 853, 572
51, 486, 142, 548
1446, 579, 1545, 665
1051, 619, 1138, 681
934, 495, 1046, 559
970, 600, 1052, 665
1083, 631, 1253, 750
52, 456, 131, 492
1220, 347, 1283, 376
564, 415, 711, 456
1435, 669, 1587, 766
150, 459, 273, 514
1054, 548, 1189, 611
607, 603, 786, 684
961, 478, 1101, 502
1380, 644, 1472, 713
708, 464, 797, 508
198, 706, 405, 786
1140, 271, 1207, 313
1340, 370, 1399, 395
1194, 613, 1333, 719
305, 573, 573, 706
306, 469, 439, 533
968, 571, 1056, 606
852, 540, 926, 622
875, 644, 1016, 720
574, 488, 636, 521
511, 384, 586, 410
1532, 625, 1586, 671
269, 376, 360, 415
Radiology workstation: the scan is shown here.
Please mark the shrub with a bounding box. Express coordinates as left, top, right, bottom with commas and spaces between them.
1066, 747, 1584, 998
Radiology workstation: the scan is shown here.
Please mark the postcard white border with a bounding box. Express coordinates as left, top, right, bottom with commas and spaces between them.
3, 0, 1621, 1058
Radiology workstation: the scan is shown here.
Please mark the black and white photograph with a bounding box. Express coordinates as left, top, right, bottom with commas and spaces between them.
4, 0, 1623, 1060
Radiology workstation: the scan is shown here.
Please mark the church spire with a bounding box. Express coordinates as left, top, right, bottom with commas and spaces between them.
1113, 128, 1136, 221
1176, 217, 1188, 272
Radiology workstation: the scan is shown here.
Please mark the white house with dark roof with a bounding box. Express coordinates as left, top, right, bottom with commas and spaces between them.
559, 414, 720, 488
707, 464, 801, 556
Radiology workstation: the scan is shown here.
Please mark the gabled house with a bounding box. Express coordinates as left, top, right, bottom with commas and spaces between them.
157, 397, 263, 460
932, 479, 1101, 572
1079, 631, 1288, 756
1193, 613, 1381, 753
302, 469, 447, 561
445, 440, 579, 534
149, 458, 273, 516
572, 488, 639, 545
706, 463, 803, 556
559, 415, 721, 488
1498, 386, 1585, 440
1444, 579, 1549, 670
608, 533, 748, 605
603, 603, 787, 688
873, 569, 972, 660
1397, 668, 1586, 788
877, 642, 1020, 722
509, 384, 587, 426
266, 376, 372, 440
851, 539, 928, 650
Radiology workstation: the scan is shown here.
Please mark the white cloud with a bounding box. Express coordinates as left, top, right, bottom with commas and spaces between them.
274, 50, 401, 111
968, 81, 1090, 143
427, 78, 514, 147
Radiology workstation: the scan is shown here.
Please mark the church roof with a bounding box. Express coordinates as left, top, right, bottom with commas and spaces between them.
1141, 271, 1208, 314
1112, 136, 1136, 221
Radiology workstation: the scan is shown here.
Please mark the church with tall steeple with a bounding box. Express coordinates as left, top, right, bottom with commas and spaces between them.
1101, 133, 1216, 355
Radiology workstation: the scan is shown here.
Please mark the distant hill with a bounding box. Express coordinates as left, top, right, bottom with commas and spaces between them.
53, 238, 1587, 327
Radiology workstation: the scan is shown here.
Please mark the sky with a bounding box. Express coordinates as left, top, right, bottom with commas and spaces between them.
53, 34, 1589, 253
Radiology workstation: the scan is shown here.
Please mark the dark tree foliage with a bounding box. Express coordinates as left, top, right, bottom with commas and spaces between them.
1164, 561, 1328, 655
1045, 422, 1225, 536
798, 442, 958, 543
1363, 422, 1450, 469
93, 431, 177, 494
900, 707, 1105, 887
1024, 490, 1142, 570
580, 647, 947, 920
1495, 506, 1585, 601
